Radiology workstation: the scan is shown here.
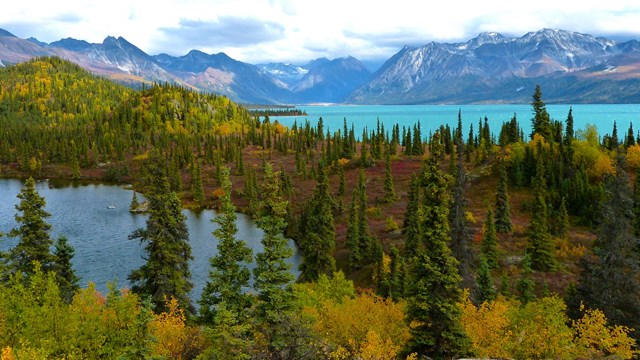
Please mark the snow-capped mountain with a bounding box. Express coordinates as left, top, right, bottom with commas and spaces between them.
1, 28, 639, 104
350, 29, 640, 104
258, 62, 309, 87
258, 57, 371, 103
0, 28, 370, 103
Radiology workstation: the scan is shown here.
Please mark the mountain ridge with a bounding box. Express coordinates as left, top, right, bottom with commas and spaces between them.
1, 28, 639, 104
349, 29, 640, 104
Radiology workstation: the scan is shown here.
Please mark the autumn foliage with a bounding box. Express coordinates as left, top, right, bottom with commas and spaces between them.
460, 295, 636, 359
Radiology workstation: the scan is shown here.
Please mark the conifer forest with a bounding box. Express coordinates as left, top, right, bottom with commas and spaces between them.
1, 57, 640, 359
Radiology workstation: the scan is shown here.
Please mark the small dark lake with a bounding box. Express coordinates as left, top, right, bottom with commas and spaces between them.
0, 178, 301, 299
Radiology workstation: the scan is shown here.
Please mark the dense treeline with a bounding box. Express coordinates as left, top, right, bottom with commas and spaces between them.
247, 108, 307, 117
1, 58, 640, 358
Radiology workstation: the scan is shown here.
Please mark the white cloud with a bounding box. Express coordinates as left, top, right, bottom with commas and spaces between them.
1, 0, 640, 64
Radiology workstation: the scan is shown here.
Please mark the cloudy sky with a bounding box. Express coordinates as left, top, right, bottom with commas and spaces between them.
2, 0, 640, 69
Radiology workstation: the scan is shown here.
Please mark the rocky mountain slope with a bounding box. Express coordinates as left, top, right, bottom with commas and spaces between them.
1, 28, 639, 104
349, 29, 640, 104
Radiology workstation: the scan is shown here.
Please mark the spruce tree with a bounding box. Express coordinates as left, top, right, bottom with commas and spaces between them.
634, 166, 640, 236
403, 173, 422, 260
383, 145, 399, 203
405, 156, 470, 358
53, 235, 80, 303
346, 189, 362, 271
298, 162, 336, 282
609, 120, 619, 150
527, 158, 556, 271
481, 206, 499, 269
130, 191, 140, 211
169, 156, 183, 192
337, 163, 346, 197
129, 156, 193, 314
554, 196, 570, 239
494, 163, 513, 233
8, 177, 55, 278
192, 159, 205, 205
564, 106, 574, 148
449, 151, 475, 291
476, 257, 496, 303
573, 160, 640, 337
199, 166, 253, 325
530, 85, 552, 140
516, 253, 535, 304
499, 273, 511, 297
356, 169, 371, 260
252, 163, 295, 351
71, 155, 81, 180
626, 122, 635, 147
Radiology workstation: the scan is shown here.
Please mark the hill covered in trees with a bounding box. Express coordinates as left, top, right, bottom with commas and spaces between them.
1, 57, 639, 359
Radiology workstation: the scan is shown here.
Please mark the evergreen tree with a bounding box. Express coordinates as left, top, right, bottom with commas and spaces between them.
455, 108, 464, 145
403, 173, 422, 260
7, 177, 55, 278
385, 246, 406, 300
346, 190, 362, 271
356, 169, 371, 260
337, 163, 346, 197
465, 123, 474, 162
475, 257, 496, 303
609, 120, 619, 150
481, 206, 499, 269
564, 106, 574, 147
199, 166, 253, 325
494, 163, 513, 233
405, 156, 470, 358
572, 160, 640, 337
252, 163, 295, 352
129, 156, 193, 314
516, 253, 536, 304
626, 122, 635, 147
359, 143, 373, 167
411, 122, 423, 155
168, 156, 183, 192
53, 236, 79, 303
634, 166, 640, 237
527, 158, 556, 271
71, 155, 81, 180
130, 191, 140, 211
530, 85, 552, 140
192, 159, 205, 205
499, 273, 511, 297
554, 196, 570, 239
383, 145, 399, 203
298, 162, 336, 282
449, 152, 475, 291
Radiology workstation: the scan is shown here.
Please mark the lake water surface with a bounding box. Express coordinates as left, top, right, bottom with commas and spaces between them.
270, 104, 640, 138
0, 179, 301, 299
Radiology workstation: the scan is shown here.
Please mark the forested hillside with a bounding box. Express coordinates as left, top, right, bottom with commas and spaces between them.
1, 57, 639, 359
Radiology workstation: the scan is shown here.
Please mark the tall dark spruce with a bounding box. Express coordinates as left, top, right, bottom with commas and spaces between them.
129, 154, 193, 314
494, 163, 513, 234
405, 156, 470, 358
7, 177, 55, 278
199, 166, 253, 324
527, 158, 556, 271
252, 163, 295, 354
572, 159, 640, 338
298, 162, 336, 282
449, 151, 475, 292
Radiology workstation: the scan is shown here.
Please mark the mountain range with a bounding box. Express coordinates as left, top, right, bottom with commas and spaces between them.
1, 28, 639, 104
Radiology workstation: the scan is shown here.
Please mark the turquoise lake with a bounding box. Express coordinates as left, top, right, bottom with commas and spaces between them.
268, 104, 640, 138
